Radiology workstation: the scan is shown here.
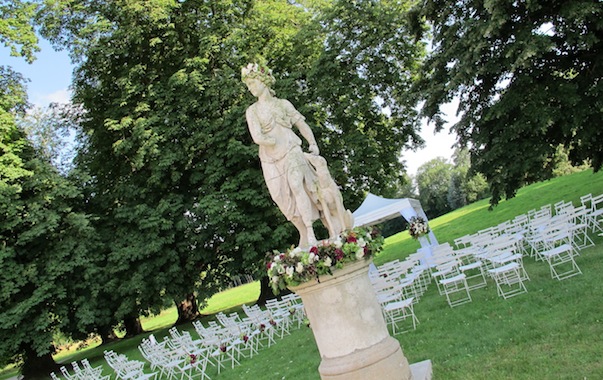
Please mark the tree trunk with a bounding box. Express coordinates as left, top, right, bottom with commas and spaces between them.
20, 343, 59, 380
175, 293, 200, 325
256, 275, 289, 306
123, 316, 144, 338
98, 325, 119, 345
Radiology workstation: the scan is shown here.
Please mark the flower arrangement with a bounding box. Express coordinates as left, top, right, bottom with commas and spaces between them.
185, 353, 197, 365
240, 333, 249, 343
241, 62, 276, 87
408, 216, 430, 239
266, 226, 385, 294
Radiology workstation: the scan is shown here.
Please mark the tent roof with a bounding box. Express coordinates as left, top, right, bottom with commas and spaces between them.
352, 193, 422, 228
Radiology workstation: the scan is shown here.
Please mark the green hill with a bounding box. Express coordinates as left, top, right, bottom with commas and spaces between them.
377, 168, 603, 264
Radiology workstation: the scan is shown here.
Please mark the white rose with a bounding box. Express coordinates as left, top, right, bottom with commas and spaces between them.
355, 248, 365, 259
286, 266, 294, 278
309, 252, 316, 263
296, 262, 304, 273
271, 276, 280, 284
291, 247, 302, 257
358, 237, 367, 248
324, 257, 332, 267
274, 255, 281, 262
334, 239, 343, 249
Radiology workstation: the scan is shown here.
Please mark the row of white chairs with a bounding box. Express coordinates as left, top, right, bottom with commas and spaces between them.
138, 332, 212, 380
51, 358, 110, 380
369, 255, 430, 334
97, 295, 306, 380
105, 350, 157, 380
447, 193, 603, 298
579, 193, 603, 234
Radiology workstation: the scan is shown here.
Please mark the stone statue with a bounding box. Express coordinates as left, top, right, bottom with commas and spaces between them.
242, 63, 353, 248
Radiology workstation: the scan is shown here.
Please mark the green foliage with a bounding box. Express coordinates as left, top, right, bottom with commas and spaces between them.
447, 148, 490, 209
416, 157, 453, 217
1, 67, 31, 200
30, 0, 427, 337
0, 74, 97, 371
17, 103, 79, 174
0, 0, 39, 63
411, 0, 603, 205
304, 0, 425, 207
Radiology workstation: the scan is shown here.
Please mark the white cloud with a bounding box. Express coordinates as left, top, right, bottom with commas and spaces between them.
30, 88, 72, 108
45, 88, 71, 104
403, 124, 457, 176
403, 99, 460, 176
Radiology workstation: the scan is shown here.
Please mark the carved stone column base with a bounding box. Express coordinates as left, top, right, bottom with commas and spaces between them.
318, 336, 411, 380
290, 259, 412, 380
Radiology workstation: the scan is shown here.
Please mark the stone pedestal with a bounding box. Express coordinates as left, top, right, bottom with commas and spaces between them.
290, 259, 413, 380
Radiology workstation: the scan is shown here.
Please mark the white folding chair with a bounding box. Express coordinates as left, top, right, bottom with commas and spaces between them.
488, 262, 528, 299
60, 366, 78, 380
381, 297, 419, 335
105, 350, 157, 380
537, 229, 582, 280
581, 193, 603, 233
439, 273, 472, 307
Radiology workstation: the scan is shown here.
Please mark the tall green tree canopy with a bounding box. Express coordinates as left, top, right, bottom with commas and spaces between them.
0, 0, 39, 63
416, 157, 453, 218
411, 0, 603, 204
36, 0, 425, 323
1, 60, 97, 378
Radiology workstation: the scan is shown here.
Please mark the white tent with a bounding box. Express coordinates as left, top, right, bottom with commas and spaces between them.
352, 193, 438, 250
352, 194, 425, 228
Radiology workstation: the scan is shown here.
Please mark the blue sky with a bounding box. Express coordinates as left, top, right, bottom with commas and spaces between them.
2, 36, 455, 176
1, 37, 72, 107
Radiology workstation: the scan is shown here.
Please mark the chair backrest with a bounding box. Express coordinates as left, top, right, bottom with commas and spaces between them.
580, 193, 593, 208
71, 361, 82, 374
60, 366, 74, 380
591, 193, 603, 210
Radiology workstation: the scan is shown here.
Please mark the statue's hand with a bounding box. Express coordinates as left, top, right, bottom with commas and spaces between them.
309, 144, 320, 155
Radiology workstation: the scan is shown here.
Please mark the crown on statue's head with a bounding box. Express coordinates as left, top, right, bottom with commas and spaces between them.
241, 63, 276, 87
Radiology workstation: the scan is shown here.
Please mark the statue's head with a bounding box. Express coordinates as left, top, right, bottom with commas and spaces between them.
241, 63, 276, 89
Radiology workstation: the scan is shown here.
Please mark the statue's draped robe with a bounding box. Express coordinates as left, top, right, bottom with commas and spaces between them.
246, 98, 320, 224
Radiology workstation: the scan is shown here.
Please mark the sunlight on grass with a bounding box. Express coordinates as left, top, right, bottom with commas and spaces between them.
201, 281, 260, 314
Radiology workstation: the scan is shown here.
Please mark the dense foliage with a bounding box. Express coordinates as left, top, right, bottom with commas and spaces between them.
32, 0, 423, 355
411, 0, 603, 205
1, 65, 97, 377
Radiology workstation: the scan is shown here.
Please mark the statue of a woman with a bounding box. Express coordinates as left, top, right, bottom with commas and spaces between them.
242, 63, 353, 248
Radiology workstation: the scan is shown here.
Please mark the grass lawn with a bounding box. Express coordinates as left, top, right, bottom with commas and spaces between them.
2, 169, 602, 379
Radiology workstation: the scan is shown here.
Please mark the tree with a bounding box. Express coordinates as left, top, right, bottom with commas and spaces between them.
416, 157, 453, 218
0, 0, 39, 63
17, 103, 79, 174
304, 0, 425, 207
36, 0, 314, 328
36, 0, 427, 324
411, 0, 603, 205
1, 66, 97, 378
447, 148, 489, 209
